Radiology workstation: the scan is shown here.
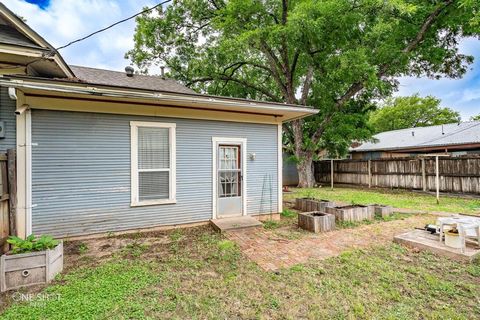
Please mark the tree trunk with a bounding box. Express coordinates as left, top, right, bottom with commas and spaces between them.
291, 119, 316, 188
297, 155, 315, 188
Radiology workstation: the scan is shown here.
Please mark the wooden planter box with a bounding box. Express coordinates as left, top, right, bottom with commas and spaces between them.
295, 198, 335, 212
298, 212, 336, 233
325, 205, 374, 222
372, 205, 393, 218
0, 242, 63, 292
295, 198, 314, 211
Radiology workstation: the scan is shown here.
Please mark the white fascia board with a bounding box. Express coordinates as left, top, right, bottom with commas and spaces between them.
0, 78, 318, 118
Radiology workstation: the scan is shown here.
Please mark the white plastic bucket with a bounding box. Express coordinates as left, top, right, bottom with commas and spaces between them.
445, 232, 462, 249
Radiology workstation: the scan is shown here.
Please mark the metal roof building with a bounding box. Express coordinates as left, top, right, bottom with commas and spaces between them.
350, 121, 480, 159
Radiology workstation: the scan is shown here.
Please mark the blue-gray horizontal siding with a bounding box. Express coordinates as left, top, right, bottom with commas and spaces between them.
31, 110, 278, 237
0, 87, 17, 152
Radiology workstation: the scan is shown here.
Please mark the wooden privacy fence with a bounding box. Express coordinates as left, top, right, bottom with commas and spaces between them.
0, 149, 16, 254
314, 156, 480, 195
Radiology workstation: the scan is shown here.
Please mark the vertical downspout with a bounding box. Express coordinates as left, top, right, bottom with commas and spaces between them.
277, 123, 283, 213
10, 87, 31, 238
25, 109, 32, 236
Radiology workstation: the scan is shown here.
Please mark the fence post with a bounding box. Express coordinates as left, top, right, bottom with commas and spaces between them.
367, 159, 371, 188
0, 154, 8, 253
421, 158, 426, 191
7, 149, 16, 237
330, 159, 334, 190
435, 155, 440, 204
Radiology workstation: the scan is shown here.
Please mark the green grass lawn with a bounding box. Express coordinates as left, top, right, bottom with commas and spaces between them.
285, 187, 480, 214
2, 227, 480, 319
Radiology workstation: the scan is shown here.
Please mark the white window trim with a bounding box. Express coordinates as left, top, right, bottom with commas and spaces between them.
212, 137, 247, 219
130, 121, 176, 207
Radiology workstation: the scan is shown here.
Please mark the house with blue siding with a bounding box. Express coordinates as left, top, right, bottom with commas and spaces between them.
0, 3, 316, 238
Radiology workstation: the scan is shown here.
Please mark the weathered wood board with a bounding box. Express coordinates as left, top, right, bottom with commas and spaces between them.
0, 242, 63, 292
295, 198, 335, 212
325, 205, 374, 222
298, 212, 335, 233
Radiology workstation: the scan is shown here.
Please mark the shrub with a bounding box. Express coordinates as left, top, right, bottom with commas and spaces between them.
7, 234, 60, 254
263, 220, 279, 229
218, 240, 235, 251
281, 209, 296, 218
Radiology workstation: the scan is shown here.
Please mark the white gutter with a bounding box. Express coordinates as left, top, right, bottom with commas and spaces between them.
0, 78, 318, 117
7, 87, 17, 100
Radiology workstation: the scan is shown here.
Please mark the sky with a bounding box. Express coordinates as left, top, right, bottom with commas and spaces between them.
3, 0, 480, 120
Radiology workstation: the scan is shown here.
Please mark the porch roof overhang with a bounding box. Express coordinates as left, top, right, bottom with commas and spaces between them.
0, 76, 318, 124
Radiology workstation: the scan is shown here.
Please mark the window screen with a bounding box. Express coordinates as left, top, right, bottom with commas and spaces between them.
139, 171, 169, 201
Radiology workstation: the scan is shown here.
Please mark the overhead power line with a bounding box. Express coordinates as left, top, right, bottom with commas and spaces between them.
56, 0, 171, 51
0, 0, 170, 70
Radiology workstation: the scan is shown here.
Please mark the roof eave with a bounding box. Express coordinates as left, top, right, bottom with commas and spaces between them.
0, 76, 318, 122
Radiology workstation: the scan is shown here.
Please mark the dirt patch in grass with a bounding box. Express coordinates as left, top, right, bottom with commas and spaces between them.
61, 226, 217, 270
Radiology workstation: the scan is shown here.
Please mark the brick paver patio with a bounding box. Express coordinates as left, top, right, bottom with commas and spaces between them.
225, 215, 433, 271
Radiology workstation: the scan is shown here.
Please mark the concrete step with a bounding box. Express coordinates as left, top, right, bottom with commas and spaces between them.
210, 216, 262, 233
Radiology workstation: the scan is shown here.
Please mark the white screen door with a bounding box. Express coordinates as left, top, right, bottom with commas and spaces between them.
217, 144, 243, 217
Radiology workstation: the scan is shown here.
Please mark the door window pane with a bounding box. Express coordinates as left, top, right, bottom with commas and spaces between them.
218, 146, 241, 198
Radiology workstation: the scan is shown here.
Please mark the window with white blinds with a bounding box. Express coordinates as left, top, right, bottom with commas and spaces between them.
130, 121, 176, 206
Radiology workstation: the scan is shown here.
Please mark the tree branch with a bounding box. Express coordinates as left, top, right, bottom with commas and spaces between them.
269, 13, 279, 24
310, 0, 454, 143
222, 61, 273, 75
282, 0, 288, 25
259, 41, 289, 97
300, 66, 314, 106
280, 0, 294, 101
379, 0, 454, 77
187, 75, 280, 101
290, 50, 300, 79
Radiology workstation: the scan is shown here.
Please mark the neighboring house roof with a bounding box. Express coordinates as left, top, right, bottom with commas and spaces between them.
70, 65, 195, 94
0, 2, 74, 78
351, 121, 480, 152
0, 24, 43, 49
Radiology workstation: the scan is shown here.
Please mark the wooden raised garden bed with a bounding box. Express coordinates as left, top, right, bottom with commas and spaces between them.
325, 205, 374, 222
295, 198, 335, 212
0, 241, 63, 292
298, 212, 336, 233
371, 204, 393, 218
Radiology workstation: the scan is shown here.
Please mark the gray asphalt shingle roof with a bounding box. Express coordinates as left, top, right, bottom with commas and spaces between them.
70, 65, 195, 94
0, 24, 43, 49
352, 121, 480, 152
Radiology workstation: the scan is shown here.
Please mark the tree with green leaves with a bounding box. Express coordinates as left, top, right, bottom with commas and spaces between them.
369, 94, 460, 133
127, 0, 479, 187
471, 114, 480, 121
